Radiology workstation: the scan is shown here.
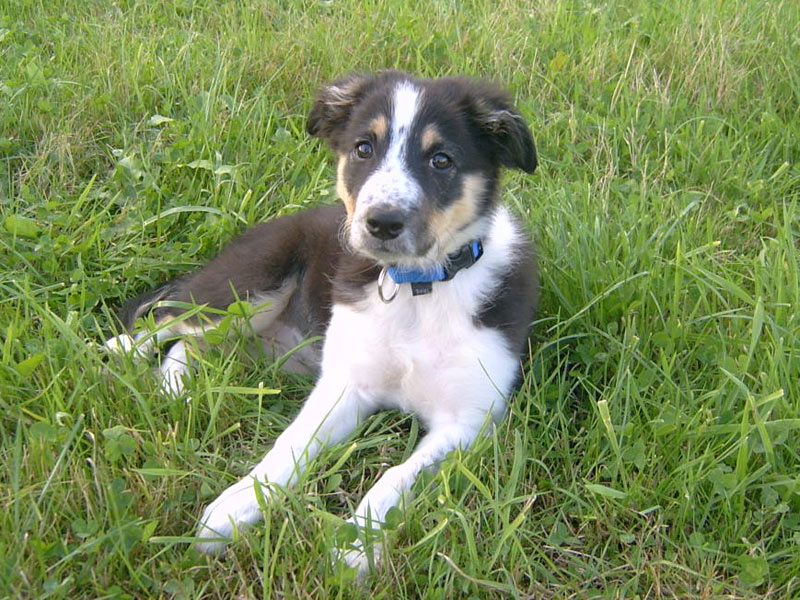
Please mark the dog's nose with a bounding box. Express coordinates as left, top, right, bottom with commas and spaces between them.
366, 209, 405, 240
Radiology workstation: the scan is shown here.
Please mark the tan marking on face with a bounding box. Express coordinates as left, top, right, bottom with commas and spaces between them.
420, 124, 443, 154
369, 115, 389, 139
336, 156, 355, 219
429, 174, 485, 242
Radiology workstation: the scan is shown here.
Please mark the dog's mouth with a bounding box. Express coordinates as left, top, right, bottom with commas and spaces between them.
353, 237, 434, 266
348, 226, 438, 267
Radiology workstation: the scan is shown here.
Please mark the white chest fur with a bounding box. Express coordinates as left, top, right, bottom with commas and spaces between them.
321, 207, 524, 425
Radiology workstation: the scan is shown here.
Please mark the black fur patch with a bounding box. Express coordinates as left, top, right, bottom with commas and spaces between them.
121, 205, 349, 337
475, 233, 539, 358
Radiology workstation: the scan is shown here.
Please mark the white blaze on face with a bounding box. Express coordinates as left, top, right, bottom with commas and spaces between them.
355, 82, 423, 214
390, 82, 421, 155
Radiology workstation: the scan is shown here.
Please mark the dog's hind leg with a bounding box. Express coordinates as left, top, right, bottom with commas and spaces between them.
103, 330, 154, 357
103, 321, 179, 359
103, 282, 179, 359
104, 277, 299, 395
159, 339, 190, 396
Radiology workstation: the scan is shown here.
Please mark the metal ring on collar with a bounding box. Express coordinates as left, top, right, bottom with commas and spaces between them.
377, 266, 399, 303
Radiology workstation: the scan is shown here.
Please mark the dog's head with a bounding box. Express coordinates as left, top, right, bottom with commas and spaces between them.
307, 71, 536, 267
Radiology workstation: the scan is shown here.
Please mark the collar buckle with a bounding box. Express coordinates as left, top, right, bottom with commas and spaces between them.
442, 240, 483, 280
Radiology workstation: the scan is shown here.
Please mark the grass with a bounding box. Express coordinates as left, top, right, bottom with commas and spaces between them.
1, 0, 799, 597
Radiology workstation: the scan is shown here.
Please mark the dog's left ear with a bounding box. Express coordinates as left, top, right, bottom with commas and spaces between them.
306, 74, 376, 151
472, 88, 538, 174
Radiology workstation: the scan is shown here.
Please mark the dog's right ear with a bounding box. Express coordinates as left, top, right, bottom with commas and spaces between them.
306, 74, 375, 149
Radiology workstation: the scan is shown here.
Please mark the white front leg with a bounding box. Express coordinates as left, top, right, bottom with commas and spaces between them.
195, 375, 376, 555
342, 419, 489, 573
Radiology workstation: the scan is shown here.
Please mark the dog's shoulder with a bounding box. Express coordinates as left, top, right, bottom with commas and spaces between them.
453, 207, 537, 357
474, 211, 538, 357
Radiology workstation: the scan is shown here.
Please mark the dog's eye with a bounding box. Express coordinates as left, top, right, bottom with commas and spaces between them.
355, 141, 374, 159
430, 152, 453, 170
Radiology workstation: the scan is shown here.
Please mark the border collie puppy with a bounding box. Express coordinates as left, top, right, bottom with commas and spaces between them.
105, 71, 538, 573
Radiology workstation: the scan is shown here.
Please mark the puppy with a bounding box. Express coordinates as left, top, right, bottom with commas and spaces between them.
106, 71, 538, 573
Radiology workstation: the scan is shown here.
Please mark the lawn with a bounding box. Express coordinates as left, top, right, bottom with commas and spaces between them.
1, 0, 799, 598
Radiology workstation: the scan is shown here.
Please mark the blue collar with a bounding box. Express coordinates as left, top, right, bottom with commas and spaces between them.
379, 239, 484, 300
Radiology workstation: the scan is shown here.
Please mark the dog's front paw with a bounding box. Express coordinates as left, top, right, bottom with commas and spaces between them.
332, 521, 384, 578
341, 544, 383, 578
195, 477, 266, 555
